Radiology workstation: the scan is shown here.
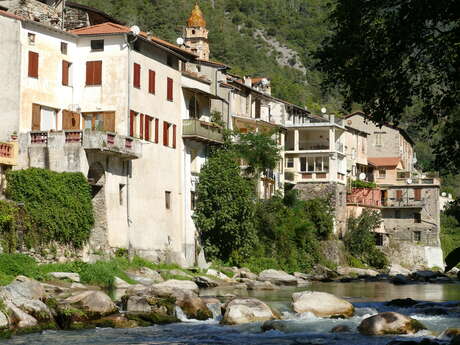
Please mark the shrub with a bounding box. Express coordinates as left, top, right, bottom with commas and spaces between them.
351, 180, 377, 189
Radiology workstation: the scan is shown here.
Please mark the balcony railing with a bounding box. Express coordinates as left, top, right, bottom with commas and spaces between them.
381, 198, 426, 208
347, 187, 381, 207
29, 130, 142, 159
0, 141, 17, 166
298, 143, 329, 151
182, 119, 224, 143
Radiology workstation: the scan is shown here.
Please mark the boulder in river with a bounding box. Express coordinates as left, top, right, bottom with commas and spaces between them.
222, 298, 278, 325
246, 280, 279, 290
48, 272, 80, 283
385, 298, 418, 308
153, 280, 199, 294
292, 291, 354, 318
337, 266, 379, 277
388, 264, 411, 276
330, 325, 351, 333
193, 276, 218, 288
125, 267, 164, 285
258, 269, 297, 286
0, 311, 8, 329
358, 312, 426, 335
61, 290, 118, 318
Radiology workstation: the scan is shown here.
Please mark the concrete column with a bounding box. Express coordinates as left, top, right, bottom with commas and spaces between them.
294, 129, 299, 151
329, 155, 337, 181
329, 127, 335, 151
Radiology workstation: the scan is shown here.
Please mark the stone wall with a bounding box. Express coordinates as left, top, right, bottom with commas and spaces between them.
5, 0, 62, 28
294, 182, 347, 236
63, 6, 89, 30
382, 241, 444, 269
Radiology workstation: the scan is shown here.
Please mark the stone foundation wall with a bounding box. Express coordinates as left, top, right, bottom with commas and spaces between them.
63, 6, 90, 30
6, 0, 62, 28
382, 241, 444, 269
294, 182, 347, 236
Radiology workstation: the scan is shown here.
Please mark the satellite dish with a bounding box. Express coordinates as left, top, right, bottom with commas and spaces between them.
321, 107, 327, 114
406, 178, 413, 184
359, 172, 366, 181
176, 37, 184, 45
441, 192, 447, 197
261, 78, 269, 86
130, 25, 140, 36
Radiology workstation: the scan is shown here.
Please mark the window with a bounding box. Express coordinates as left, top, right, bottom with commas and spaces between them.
28, 51, 39, 78
148, 70, 156, 94
90, 39, 104, 51
62, 110, 80, 130
375, 233, 384, 246
395, 210, 401, 219
83, 112, 115, 132
86, 61, 102, 86
155, 118, 159, 143
378, 169, 386, 178
413, 231, 421, 242
133, 63, 141, 88
119, 184, 125, 206
286, 157, 294, 168
414, 212, 422, 224
62, 60, 71, 86
40, 106, 57, 131
414, 188, 422, 201
172, 124, 177, 149
61, 42, 68, 55
189, 95, 199, 118
144, 115, 153, 141
375, 132, 383, 147
167, 77, 173, 101
165, 191, 171, 209
396, 190, 403, 201
28, 33, 35, 45
139, 114, 144, 139
300, 156, 328, 172
191, 191, 196, 210
163, 121, 170, 146
255, 99, 261, 119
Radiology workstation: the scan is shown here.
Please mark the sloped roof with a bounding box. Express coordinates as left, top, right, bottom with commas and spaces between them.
368, 157, 402, 167
66, 2, 124, 25
187, 3, 206, 28
0, 9, 22, 21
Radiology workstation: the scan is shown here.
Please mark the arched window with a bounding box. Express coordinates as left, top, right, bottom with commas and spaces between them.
189, 95, 199, 119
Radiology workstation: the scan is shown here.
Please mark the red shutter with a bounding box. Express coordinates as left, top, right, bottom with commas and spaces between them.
149, 70, 156, 94
414, 189, 421, 201
139, 113, 144, 139
155, 118, 159, 143
163, 121, 169, 146
129, 110, 136, 137
94, 61, 102, 85
145, 116, 150, 141
133, 63, 141, 88
396, 190, 403, 201
62, 60, 69, 86
28, 51, 39, 78
167, 77, 173, 101
172, 124, 176, 149
86, 61, 93, 85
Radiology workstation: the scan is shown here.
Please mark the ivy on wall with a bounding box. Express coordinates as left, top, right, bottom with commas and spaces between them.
3, 168, 94, 250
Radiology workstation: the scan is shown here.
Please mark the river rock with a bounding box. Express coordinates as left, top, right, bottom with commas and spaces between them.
222, 298, 278, 325
166, 269, 193, 279
3, 276, 45, 300
62, 290, 117, 317
310, 264, 338, 281
0, 311, 9, 329
451, 335, 460, 345
391, 274, 411, 285
206, 269, 232, 281
124, 295, 178, 324
292, 291, 354, 318
441, 328, 460, 339
358, 312, 426, 335
337, 266, 379, 277
296, 278, 310, 287
193, 276, 218, 288
294, 272, 310, 280
261, 319, 290, 332
258, 269, 297, 286
153, 280, 199, 294
113, 277, 131, 289
49, 272, 80, 283
389, 264, 411, 276
237, 268, 258, 280
125, 267, 164, 285
331, 325, 351, 333
411, 270, 439, 282
385, 298, 418, 308
4, 300, 38, 328
246, 280, 279, 290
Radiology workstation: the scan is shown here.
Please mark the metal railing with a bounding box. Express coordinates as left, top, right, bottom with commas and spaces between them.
182, 119, 224, 143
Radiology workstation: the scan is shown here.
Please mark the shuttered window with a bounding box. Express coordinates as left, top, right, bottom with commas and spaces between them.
144, 116, 151, 141
62, 60, 70, 86
62, 110, 80, 130
396, 190, 403, 201
414, 188, 421, 201
28, 51, 39, 78
139, 114, 144, 139
148, 70, 156, 94
163, 121, 169, 146
133, 63, 141, 88
172, 124, 176, 149
32, 103, 41, 130
155, 118, 159, 143
130, 110, 137, 137
167, 77, 173, 101
86, 61, 102, 86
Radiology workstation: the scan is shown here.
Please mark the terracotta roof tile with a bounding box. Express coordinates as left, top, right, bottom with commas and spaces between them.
368, 157, 401, 167
0, 9, 24, 21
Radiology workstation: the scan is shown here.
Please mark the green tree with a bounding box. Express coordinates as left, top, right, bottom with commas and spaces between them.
318, 0, 460, 171
344, 209, 388, 269
193, 149, 257, 264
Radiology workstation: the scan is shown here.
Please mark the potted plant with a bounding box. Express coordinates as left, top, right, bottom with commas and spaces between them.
10, 131, 18, 141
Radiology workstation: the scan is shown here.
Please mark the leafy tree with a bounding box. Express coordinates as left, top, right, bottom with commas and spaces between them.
193, 149, 256, 264
303, 198, 334, 240
318, 0, 460, 171
344, 209, 388, 269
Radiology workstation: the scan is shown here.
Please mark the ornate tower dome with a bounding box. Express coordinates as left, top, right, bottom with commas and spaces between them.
184, 2, 209, 60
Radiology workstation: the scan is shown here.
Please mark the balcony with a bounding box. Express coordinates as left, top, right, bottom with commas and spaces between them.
347, 188, 382, 207
182, 119, 224, 144
0, 141, 17, 166
29, 130, 142, 159
381, 198, 425, 209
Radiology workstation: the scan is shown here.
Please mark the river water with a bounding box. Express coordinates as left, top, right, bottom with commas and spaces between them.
2, 281, 460, 345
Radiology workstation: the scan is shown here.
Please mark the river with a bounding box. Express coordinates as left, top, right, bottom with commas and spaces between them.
2, 281, 460, 345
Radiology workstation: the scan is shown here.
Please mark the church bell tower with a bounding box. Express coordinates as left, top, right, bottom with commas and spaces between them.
184, 2, 209, 61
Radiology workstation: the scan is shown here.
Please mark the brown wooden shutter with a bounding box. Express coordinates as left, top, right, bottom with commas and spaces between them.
414, 188, 421, 201
133, 63, 141, 88
396, 190, 403, 201
167, 77, 173, 101
32, 103, 41, 130
62, 61, 69, 86
94, 61, 102, 85
144, 116, 150, 141
103, 112, 115, 132
172, 124, 176, 149
86, 61, 93, 85
130, 110, 136, 137
163, 121, 169, 146
139, 114, 144, 139
149, 70, 156, 94
155, 118, 159, 143
62, 110, 80, 130
28, 51, 39, 78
